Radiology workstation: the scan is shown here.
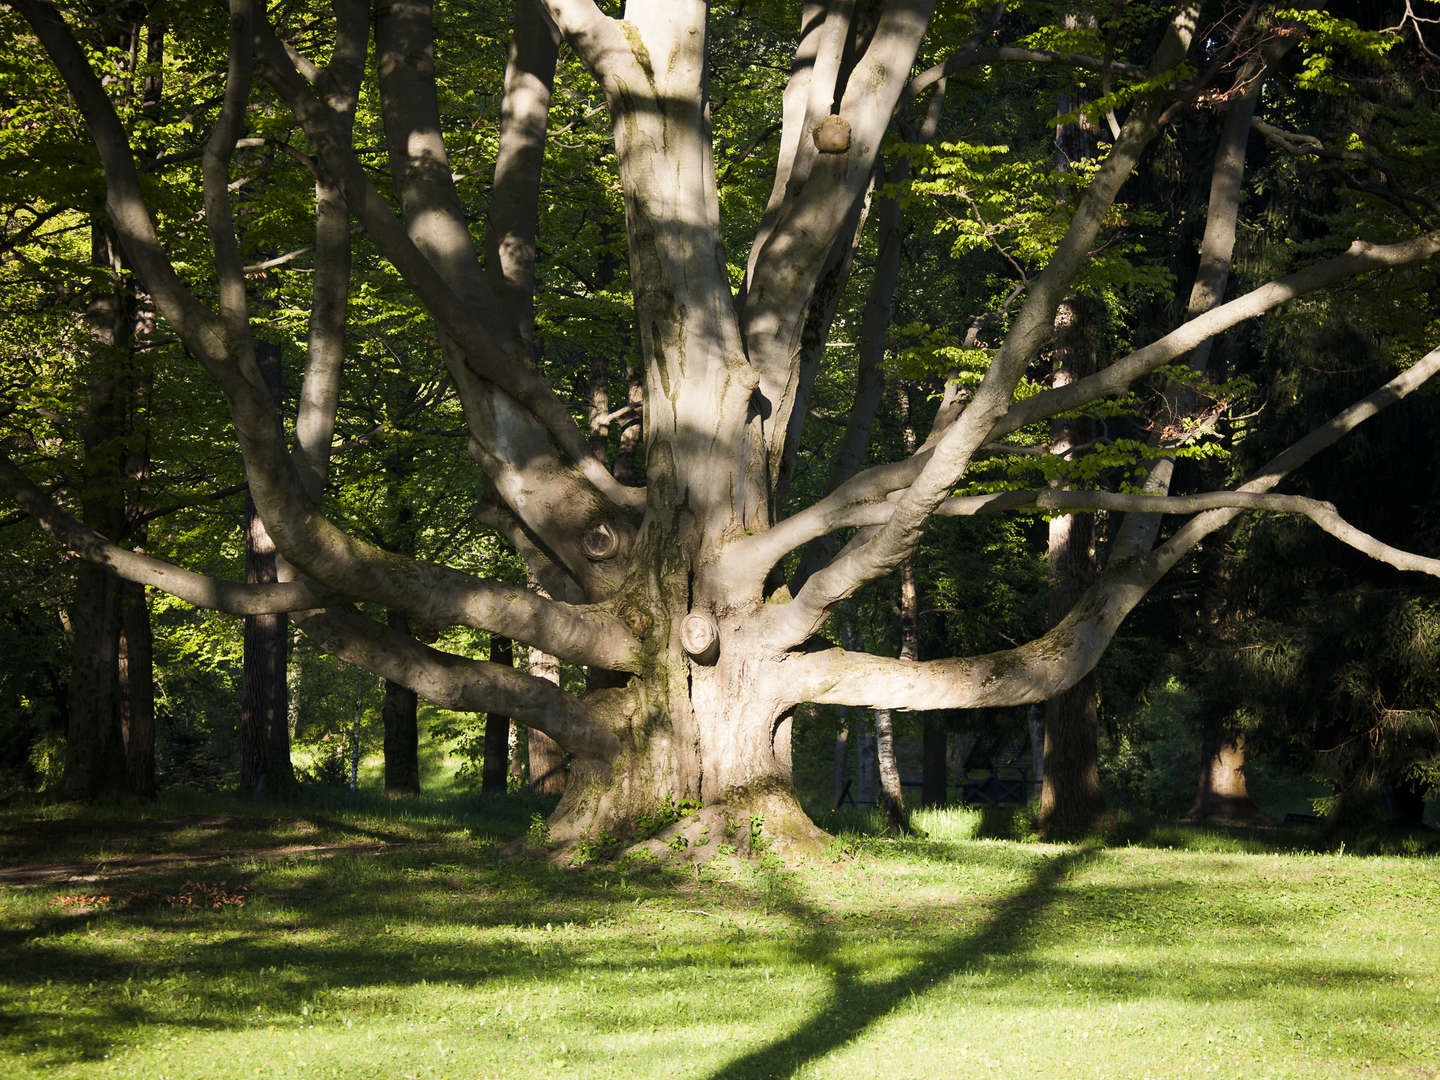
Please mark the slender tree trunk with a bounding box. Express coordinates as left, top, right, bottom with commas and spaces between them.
856, 732, 877, 807
1028, 704, 1044, 802
508, 724, 525, 787
875, 386, 921, 830
240, 340, 292, 794
482, 634, 514, 793
874, 709, 905, 827
612, 359, 644, 486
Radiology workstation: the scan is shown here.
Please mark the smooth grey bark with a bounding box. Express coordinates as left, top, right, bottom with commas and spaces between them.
484, 0, 558, 357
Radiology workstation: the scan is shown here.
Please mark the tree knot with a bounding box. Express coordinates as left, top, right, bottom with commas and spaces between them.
582, 522, 621, 560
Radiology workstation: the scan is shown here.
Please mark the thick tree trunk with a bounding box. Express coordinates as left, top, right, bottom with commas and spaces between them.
1183, 727, 1272, 825
1040, 672, 1106, 834
545, 656, 823, 859
482, 634, 513, 793
531, 5, 830, 859
240, 340, 292, 795
1039, 295, 1110, 837
65, 220, 135, 801
1036, 21, 1110, 838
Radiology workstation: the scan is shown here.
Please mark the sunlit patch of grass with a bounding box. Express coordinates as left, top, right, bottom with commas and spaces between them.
1, 795, 1438, 1078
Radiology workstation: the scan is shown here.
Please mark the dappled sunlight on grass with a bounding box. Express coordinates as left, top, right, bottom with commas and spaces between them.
0, 797, 1437, 1078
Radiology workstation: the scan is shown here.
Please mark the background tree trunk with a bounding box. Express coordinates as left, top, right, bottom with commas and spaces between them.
65, 219, 137, 800
1184, 725, 1272, 824
1039, 295, 1109, 837
382, 609, 421, 795
482, 634, 513, 793
875, 385, 921, 830
118, 580, 154, 796
65, 566, 125, 799
240, 339, 292, 795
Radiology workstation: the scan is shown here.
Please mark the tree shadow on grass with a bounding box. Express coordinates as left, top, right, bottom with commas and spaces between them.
697, 845, 1100, 1080
0, 835, 1424, 1074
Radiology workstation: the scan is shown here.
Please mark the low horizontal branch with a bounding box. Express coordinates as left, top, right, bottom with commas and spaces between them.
0, 452, 340, 615
294, 606, 615, 757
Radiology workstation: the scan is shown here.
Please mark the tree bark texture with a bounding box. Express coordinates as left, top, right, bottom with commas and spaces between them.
875, 387, 921, 831
65, 564, 125, 799
66, 217, 148, 800
118, 580, 155, 797
527, 645, 565, 795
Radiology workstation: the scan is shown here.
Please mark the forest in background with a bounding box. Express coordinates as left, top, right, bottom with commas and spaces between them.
1, 0, 1437, 846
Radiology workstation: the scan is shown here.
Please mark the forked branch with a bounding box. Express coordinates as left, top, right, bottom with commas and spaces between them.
778, 342, 1440, 710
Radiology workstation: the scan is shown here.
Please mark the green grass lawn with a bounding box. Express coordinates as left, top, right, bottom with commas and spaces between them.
0, 797, 1436, 1080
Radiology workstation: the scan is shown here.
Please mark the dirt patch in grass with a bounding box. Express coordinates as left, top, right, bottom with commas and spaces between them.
0, 836, 400, 887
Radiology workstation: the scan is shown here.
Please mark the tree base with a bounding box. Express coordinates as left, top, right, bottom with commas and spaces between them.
508, 785, 831, 866
1181, 794, 1275, 827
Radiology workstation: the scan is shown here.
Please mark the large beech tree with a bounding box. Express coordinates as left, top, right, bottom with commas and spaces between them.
7, 0, 1440, 853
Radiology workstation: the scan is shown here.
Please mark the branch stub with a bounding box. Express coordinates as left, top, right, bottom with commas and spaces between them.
680, 610, 720, 665
582, 521, 620, 560
813, 114, 851, 154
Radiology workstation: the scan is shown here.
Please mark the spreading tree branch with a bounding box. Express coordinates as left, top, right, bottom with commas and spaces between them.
753, 6, 1202, 648
777, 342, 1440, 710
